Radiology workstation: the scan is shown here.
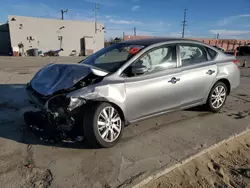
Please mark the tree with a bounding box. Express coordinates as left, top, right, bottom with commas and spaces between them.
104, 37, 123, 47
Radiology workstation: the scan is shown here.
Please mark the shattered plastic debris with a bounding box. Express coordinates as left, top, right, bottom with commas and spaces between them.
75, 136, 84, 142
61, 139, 75, 143
40, 137, 55, 143
34, 126, 44, 132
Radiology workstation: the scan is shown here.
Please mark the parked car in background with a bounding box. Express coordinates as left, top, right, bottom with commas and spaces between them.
236, 46, 250, 56
25, 38, 240, 148
43, 48, 64, 56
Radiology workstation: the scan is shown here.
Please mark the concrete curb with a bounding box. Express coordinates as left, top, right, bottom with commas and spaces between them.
132, 127, 250, 188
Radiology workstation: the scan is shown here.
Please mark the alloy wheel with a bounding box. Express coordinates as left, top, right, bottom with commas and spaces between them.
211, 85, 226, 109
97, 106, 122, 142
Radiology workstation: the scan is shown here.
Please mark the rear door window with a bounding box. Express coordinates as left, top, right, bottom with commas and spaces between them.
179, 44, 208, 66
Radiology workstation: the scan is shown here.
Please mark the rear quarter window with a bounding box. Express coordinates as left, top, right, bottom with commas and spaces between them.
206, 47, 217, 60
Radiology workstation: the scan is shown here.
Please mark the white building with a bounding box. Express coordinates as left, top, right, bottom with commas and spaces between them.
0, 15, 104, 56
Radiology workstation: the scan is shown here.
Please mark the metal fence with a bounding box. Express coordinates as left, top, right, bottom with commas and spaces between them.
124, 35, 250, 52
196, 39, 250, 52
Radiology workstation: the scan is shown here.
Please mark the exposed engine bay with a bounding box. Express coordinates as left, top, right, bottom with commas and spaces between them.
24, 63, 108, 142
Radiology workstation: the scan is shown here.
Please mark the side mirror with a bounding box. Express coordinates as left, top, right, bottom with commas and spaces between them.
131, 64, 148, 75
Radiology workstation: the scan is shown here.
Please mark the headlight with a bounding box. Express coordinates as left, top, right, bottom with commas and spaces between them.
68, 97, 85, 111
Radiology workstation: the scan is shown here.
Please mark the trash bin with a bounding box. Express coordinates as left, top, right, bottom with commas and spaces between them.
13, 51, 19, 57
32, 48, 38, 56
12, 46, 19, 57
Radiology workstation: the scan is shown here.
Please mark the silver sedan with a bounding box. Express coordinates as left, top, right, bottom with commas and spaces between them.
26, 38, 240, 148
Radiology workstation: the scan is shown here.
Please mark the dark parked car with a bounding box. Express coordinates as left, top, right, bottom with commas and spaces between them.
236, 46, 250, 56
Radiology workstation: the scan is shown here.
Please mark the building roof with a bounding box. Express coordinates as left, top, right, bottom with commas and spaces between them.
120, 37, 195, 46
8, 15, 104, 25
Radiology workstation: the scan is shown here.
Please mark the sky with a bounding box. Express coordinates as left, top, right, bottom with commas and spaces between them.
0, 0, 250, 39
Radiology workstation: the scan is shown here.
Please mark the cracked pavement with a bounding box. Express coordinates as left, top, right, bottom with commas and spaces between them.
0, 57, 250, 188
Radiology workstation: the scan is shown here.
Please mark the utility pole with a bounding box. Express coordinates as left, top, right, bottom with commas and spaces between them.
134, 27, 136, 36
61, 9, 69, 20
123, 32, 125, 41
94, 4, 100, 33
216, 33, 220, 39
181, 9, 187, 38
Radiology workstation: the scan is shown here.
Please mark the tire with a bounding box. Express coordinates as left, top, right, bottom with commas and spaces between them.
206, 82, 228, 113
83, 102, 124, 148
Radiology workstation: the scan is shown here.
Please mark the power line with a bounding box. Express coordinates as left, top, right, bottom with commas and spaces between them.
181, 9, 187, 38
105, 28, 132, 31
105, 28, 167, 33
136, 29, 166, 33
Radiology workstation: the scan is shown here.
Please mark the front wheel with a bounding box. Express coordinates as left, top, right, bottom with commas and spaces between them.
83, 102, 124, 148
206, 82, 228, 113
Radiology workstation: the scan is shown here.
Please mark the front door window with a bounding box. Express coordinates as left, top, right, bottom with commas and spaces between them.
125, 45, 177, 77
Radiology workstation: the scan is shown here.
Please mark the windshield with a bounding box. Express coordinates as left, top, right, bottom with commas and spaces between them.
80, 43, 145, 72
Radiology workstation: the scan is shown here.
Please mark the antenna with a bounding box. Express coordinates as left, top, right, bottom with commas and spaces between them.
61, 9, 69, 20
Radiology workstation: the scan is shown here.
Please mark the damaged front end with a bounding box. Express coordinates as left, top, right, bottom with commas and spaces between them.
26, 85, 85, 131
24, 63, 108, 141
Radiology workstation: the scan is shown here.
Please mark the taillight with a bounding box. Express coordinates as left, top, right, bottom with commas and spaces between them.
233, 59, 240, 68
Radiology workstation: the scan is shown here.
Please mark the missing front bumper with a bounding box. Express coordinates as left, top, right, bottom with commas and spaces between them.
26, 87, 77, 126
23, 111, 84, 143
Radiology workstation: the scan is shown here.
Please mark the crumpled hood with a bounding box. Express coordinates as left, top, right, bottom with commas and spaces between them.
30, 63, 107, 96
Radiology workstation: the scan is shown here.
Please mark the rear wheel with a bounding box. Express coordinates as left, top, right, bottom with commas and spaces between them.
206, 82, 228, 112
83, 102, 124, 148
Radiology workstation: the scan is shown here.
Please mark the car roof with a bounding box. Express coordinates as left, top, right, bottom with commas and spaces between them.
120, 37, 200, 46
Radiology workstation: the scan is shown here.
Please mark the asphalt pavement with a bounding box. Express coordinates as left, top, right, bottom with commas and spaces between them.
0, 57, 250, 188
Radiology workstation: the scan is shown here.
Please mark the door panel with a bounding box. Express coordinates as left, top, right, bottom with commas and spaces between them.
180, 63, 217, 107
123, 44, 182, 121
124, 70, 182, 121
178, 43, 218, 108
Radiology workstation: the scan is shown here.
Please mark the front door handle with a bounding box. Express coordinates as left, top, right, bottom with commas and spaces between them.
206, 70, 215, 75
168, 77, 180, 84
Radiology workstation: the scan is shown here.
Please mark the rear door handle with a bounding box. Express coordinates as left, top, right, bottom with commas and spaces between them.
168, 77, 180, 84
206, 70, 215, 75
